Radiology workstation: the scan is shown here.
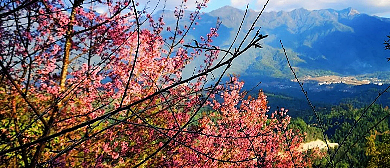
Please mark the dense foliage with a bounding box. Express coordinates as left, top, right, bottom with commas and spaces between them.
307, 104, 390, 167
286, 103, 390, 167
289, 118, 323, 142
366, 130, 390, 167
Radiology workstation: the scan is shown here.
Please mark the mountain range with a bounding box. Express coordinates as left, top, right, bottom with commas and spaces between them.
163, 6, 390, 83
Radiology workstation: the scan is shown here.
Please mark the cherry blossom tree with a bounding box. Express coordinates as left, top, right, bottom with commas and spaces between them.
0, 0, 319, 167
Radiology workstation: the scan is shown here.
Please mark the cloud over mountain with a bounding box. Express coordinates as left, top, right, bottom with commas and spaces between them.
254, 0, 390, 17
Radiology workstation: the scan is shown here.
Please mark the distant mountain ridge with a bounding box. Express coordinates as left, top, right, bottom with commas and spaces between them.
162, 6, 390, 82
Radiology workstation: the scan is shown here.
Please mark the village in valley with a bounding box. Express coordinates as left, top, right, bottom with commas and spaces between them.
300, 75, 387, 86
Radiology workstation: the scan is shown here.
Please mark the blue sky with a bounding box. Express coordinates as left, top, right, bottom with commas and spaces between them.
151, 0, 390, 18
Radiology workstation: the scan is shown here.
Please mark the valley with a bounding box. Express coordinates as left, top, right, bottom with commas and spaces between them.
300, 74, 390, 86
240, 75, 390, 121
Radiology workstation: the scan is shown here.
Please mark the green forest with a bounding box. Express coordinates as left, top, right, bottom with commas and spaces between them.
287, 103, 390, 167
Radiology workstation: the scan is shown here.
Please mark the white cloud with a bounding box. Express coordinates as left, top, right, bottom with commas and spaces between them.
370, 0, 390, 7
231, 0, 252, 7
95, 5, 108, 14
253, 0, 390, 17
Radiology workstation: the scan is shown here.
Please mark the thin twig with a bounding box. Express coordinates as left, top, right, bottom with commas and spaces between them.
280, 40, 333, 166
